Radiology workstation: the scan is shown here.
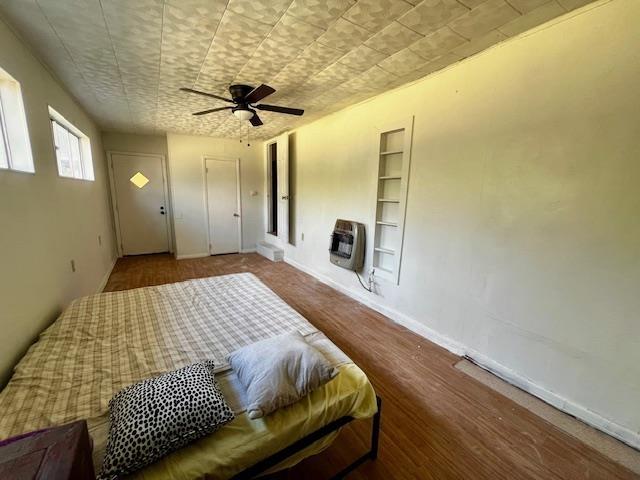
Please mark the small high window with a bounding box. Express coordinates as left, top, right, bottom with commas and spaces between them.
49, 106, 94, 181
0, 66, 34, 173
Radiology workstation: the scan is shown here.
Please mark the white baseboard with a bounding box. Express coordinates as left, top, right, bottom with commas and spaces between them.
177, 250, 257, 258
97, 257, 117, 293
465, 351, 640, 450
176, 252, 209, 260
284, 256, 640, 451
284, 257, 465, 355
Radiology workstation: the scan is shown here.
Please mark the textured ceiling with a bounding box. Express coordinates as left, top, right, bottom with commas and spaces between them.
0, 0, 594, 140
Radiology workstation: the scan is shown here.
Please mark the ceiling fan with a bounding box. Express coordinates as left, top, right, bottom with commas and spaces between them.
179, 84, 304, 126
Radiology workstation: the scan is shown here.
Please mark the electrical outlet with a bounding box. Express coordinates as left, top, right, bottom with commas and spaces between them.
98, 234, 102, 246
70, 260, 76, 273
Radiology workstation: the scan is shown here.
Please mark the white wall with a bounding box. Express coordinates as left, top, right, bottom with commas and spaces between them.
277, 0, 640, 446
0, 18, 116, 384
102, 131, 168, 158
166, 134, 263, 258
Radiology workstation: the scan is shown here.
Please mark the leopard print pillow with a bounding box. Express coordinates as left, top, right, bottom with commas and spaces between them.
99, 360, 234, 479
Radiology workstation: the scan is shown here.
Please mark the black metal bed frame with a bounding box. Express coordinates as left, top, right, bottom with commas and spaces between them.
232, 395, 382, 480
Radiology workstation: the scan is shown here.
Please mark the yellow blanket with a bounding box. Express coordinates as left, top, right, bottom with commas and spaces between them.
89, 363, 376, 479
0, 274, 377, 478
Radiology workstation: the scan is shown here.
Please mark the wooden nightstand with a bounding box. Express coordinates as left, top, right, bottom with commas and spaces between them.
0, 420, 95, 479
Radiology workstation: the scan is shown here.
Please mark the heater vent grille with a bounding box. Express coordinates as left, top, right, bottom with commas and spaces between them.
329, 219, 365, 271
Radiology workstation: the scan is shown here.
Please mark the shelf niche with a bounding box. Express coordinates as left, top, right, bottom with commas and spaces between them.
372, 117, 413, 285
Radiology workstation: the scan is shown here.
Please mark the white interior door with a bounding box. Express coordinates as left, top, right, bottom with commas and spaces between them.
206, 158, 241, 255
277, 133, 289, 243
111, 153, 169, 255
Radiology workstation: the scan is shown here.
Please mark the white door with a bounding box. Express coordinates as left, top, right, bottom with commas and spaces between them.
276, 133, 290, 244
110, 153, 170, 255
206, 158, 241, 255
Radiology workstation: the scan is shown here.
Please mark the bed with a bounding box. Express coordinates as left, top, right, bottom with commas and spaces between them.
0, 272, 379, 478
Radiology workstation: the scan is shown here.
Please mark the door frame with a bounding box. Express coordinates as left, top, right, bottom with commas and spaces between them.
263, 134, 289, 247
264, 140, 278, 243
107, 151, 173, 257
277, 133, 290, 245
202, 156, 242, 255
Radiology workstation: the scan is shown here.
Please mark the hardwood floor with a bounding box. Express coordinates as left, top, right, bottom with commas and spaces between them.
104, 253, 638, 480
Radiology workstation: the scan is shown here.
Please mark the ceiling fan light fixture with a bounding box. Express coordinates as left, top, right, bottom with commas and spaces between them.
233, 108, 254, 121
181, 84, 303, 127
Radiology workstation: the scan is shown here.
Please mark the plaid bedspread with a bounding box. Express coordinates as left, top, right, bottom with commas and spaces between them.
0, 273, 317, 440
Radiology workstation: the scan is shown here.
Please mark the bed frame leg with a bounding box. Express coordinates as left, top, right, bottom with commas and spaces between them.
232, 396, 382, 480
330, 395, 382, 479
370, 395, 382, 460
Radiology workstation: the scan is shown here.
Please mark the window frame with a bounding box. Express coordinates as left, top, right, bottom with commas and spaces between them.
48, 106, 94, 181
0, 96, 10, 169
51, 118, 84, 179
0, 65, 34, 174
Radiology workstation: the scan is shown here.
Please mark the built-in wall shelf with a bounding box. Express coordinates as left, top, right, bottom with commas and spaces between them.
375, 266, 393, 275
376, 221, 398, 227
371, 117, 414, 285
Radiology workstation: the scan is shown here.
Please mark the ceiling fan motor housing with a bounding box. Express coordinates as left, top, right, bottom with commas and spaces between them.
229, 84, 254, 104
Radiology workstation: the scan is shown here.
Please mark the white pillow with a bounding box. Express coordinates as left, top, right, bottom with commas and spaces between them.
228, 332, 337, 419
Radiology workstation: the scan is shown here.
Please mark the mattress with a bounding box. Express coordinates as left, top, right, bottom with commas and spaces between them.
0, 273, 377, 478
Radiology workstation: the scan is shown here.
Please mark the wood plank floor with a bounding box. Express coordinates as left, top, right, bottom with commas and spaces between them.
104, 253, 638, 480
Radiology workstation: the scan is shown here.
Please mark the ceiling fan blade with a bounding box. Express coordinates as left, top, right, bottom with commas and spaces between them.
250, 113, 263, 126
255, 104, 304, 116
192, 106, 233, 116
244, 84, 275, 104
180, 87, 234, 104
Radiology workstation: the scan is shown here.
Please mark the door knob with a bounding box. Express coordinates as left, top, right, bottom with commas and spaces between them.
160, 206, 165, 215
233, 213, 240, 217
